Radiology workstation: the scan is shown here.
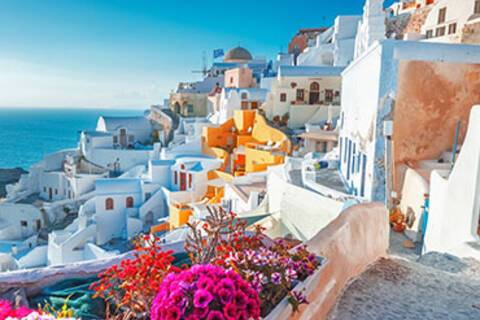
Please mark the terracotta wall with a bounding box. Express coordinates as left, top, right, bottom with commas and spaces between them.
224, 67, 254, 88
393, 60, 480, 188
293, 203, 389, 319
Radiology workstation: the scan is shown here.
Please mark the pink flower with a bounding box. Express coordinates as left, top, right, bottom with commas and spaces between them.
10, 306, 35, 318
194, 289, 213, 309
206, 310, 225, 320
217, 278, 235, 293
246, 298, 260, 318
0, 300, 12, 320
234, 291, 248, 309
197, 276, 215, 291
150, 264, 260, 320
217, 288, 233, 305
236, 310, 249, 320
193, 307, 209, 318
223, 302, 237, 320
165, 306, 182, 320
170, 289, 187, 307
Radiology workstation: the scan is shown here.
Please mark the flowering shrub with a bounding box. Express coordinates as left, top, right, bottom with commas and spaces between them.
150, 264, 261, 320
186, 206, 320, 316
90, 235, 179, 317
217, 240, 319, 316
185, 207, 265, 265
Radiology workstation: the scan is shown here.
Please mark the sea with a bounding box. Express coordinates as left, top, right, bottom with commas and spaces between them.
0, 107, 145, 170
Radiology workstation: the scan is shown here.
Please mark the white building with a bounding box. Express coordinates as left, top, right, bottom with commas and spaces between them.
339, 40, 480, 203
298, 16, 362, 67
96, 116, 154, 148
422, 0, 480, 43
354, 0, 386, 59
262, 65, 343, 129
80, 115, 162, 173
209, 88, 268, 125
423, 105, 480, 259
44, 151, 222, 266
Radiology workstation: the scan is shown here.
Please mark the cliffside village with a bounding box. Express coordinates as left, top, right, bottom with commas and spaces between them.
1, 0, 480, 317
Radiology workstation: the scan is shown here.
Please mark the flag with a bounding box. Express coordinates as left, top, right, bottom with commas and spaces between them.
213, 49, 224, 59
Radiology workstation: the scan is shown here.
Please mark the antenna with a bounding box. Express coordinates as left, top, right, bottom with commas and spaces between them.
192, 51, 208, 77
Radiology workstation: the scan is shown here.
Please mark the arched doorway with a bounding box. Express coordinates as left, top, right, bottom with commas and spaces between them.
174, 102, 181, 114
309, 82, 320, 105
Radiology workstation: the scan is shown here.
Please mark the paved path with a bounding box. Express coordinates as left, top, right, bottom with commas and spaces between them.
329, 233, 480, 320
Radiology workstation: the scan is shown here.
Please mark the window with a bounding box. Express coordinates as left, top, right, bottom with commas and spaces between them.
21, 221, 28, 227
174, 171, 178, 185
105, 198, 114, 210
241, 92, 248, 100
145, 192, 152, 201
230, 77, 234, 84
55, 189, 58, 195
325, 90, 334, 103
187, 105, 194, 114
188, 174, 193, 189
448, 23, 457, 34
113, 136, 118, 144
251, 101, 258, 109
36, 220, 42, 231
296, 89, 305, 102
128, 135, 134, 143
475, 0, 480, 14
435, 26, 446, 37
438, 7, 446, 24
241, 101, 249, 109
426, 29, 433, 38
126, 196, 134, 208
280, 93, 287, 102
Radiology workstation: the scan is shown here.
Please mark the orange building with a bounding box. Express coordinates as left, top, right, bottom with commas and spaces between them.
202, 110, 291, 177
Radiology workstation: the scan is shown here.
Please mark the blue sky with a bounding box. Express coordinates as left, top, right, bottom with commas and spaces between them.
0, 0, 394, 108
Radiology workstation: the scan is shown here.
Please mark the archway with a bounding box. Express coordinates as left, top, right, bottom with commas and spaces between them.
309, 82, 320, 105
174, 102, 181, 114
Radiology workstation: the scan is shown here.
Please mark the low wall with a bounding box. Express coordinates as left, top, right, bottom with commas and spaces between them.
0, 241, 185, 297
294, 202, 389, 319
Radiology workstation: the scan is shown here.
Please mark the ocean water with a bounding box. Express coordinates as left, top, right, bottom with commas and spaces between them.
0, 108, 145, 170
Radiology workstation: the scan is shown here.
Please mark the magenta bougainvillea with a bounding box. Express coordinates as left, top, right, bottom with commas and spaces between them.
150, 264, 261, 320
0, 300, 35, 320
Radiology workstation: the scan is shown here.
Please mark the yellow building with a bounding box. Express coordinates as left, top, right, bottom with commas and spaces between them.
202, 110, 291, 177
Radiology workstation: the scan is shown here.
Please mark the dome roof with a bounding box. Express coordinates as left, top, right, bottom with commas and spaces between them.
224, 47, 253, 62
